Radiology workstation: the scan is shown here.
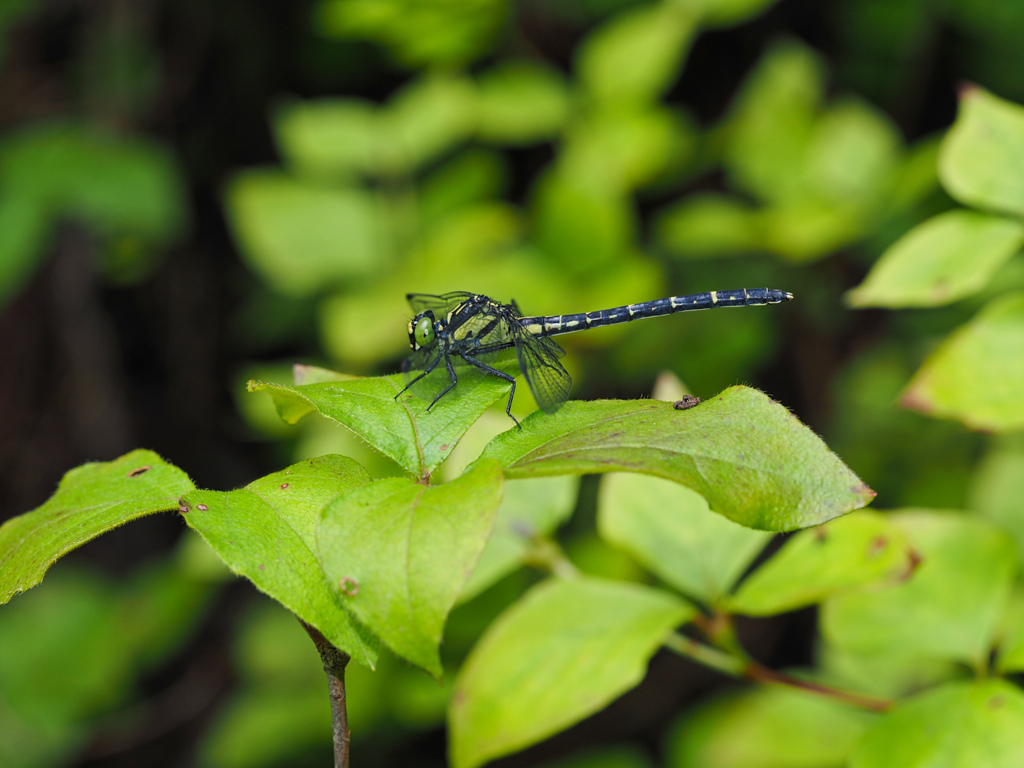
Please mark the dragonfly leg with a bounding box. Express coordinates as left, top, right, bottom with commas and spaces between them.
426, 353, 459, 411
461, 355, 521, 429
394, 351, 442, 400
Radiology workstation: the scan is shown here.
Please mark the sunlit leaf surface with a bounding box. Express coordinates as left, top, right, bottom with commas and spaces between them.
941, 86, 1024, 217
851, 680, 1024, 768
847, 211, 1024, 307
450, 577, 694, 768
318, 460, 504, 678
902, 292, 1024, 431
181, 456, 377, 667
480, 387, 875, 531
0, 450, 194, 605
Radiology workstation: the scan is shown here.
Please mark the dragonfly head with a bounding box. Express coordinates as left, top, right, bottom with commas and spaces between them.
408, 311, 439, 350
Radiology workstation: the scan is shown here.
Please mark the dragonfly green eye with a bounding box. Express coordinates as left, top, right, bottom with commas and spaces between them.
413, 315, 435, 348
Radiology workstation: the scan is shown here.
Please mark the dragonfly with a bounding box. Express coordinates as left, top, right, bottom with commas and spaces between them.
396, 288, 793, 427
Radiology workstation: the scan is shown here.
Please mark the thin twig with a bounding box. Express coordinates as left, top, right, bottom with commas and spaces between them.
300, 621, 352, 768
663, 633, 893, 712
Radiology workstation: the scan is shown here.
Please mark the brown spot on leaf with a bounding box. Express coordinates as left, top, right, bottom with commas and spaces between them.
815, 527, 828, 543
280, 483, 290, 489
868, 536, 888, 558
178, 500, 191, 514
128, 465, 151, 477
989, 694, 1005, 709
339, 577, 359, 597
258, 564, 265, 571
440, 445, 448, 451
196, 503, 209, 511
900, 548, 923, 581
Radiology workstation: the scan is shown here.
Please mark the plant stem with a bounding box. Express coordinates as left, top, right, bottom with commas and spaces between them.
663, 633, 893, 712
300, 621, 352, 768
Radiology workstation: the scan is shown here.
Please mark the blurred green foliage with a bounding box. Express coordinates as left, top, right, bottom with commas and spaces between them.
5, 0, 1024, 765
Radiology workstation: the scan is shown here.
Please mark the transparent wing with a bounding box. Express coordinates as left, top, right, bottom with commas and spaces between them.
510, 325, 572, 413
406, 292, 473, 315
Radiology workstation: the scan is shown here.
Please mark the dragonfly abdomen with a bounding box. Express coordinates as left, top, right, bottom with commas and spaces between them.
520, 288, 792, 338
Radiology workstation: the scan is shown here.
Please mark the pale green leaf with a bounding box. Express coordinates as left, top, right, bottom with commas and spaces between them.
668, 685, 872, 768
180, 456, 377, 667
460, 476, 578, 602
821, 510, 1016, 666
0, 450, 194, 605
249, 366, 516, 478
940, 87, 1024, 216
968, 443, 1024, 561
725, 511, 913, 616
847, 211, 1024, 307
317, 460, 504, 677
449, 577, 694, 768
225, 170, 384, 296
577, 4, 697, 107
273, 98, 380, 178
532, 170, 635, 270
479, 387, 875, 531
655, 194, 764, 258
901, 292, 1024, 431
560, 106, 694, 193
851, 680, 1024, 768
723, 41, 824, 202
476, 61, 570, 144
383, 74, 478, 173
598, 473, 771, 604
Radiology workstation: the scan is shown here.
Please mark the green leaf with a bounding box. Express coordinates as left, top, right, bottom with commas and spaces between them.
969, 443, 1024, 562
655, 194, 764, 259
725, 511, 913, 616
851, 679, 1024, 768
449, 577, 694, 768
273, 98, 380, 178
476, 61, 570, 145
996, 589, 1024, 673
479, 387, 876, 531
0, 123, 187, 243
383, 74, 478, 173
318, 460, 504, 678
0, 450, 194, 605
577, 4, 697, 107
225, 170, 384, 296
460, 476, 579, 602
821, 510, 1016, 666
802, 99, 901, 205
722, 41, 824, 202
847, 211, 1024, 308
316, 0, 505, 69
249, 367, 516, 478
180, 456, 377, 667
597, 473, 771, 604
560, 106, 694, 193
667, 684, 872, 768
901, 292, 1024, 431
940, 87, 1024, 217
532, 170, 635, 270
